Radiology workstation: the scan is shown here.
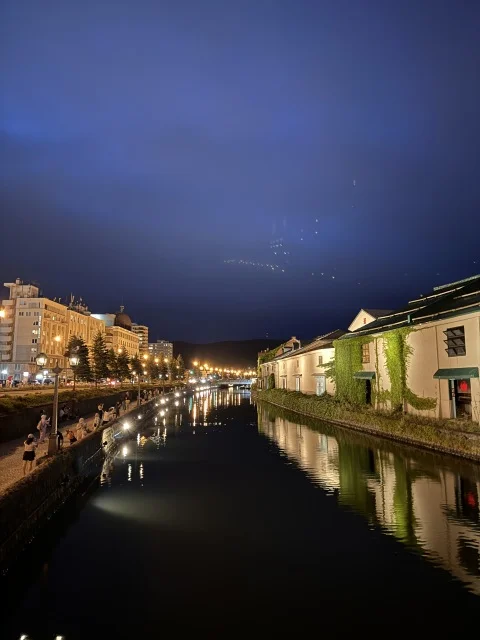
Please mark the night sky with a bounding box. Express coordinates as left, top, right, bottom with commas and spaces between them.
1, 1, 480, 342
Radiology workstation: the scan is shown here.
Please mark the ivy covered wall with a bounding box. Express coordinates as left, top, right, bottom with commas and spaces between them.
330, 329, 436, 413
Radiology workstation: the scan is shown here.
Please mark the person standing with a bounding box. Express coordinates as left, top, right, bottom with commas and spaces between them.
93, 412, 101, 430
36, 414, 50, 443
22, 434, 37, 475
97, 403, 104, 423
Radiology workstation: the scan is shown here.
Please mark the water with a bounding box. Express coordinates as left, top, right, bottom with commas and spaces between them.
2, 389, 480, 639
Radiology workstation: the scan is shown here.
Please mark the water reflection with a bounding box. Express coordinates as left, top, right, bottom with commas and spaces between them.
258, 406, 480, 595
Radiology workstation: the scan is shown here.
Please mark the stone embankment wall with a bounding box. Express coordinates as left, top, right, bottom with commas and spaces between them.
0, 389, 132, 443
0, 400, 157, 574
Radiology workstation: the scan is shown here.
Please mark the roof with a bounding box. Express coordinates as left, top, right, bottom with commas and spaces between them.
342, 274, 480, 339
270, 329, 346, 361
362, 309, 393, 319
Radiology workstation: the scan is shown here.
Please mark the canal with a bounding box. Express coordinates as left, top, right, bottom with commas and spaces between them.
2, 388, 480, 639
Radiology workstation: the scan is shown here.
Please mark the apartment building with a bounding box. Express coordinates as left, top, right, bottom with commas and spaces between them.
132, 324, 149, 354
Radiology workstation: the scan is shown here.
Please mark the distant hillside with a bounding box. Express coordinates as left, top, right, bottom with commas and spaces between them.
173, 339, 286, 369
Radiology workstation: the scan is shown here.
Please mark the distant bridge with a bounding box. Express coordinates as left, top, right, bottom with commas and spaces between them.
216, 378, 252, 387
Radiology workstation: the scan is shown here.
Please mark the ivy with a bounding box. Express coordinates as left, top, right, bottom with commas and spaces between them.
258, 342, 288, 365
331, 328, 436, 413
382, 328, 436, 412
333, 337, 373, 405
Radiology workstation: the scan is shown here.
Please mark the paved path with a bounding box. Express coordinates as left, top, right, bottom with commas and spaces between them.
0, 402, 142, 494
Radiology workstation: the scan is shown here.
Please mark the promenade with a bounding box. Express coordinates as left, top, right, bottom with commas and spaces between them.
0, 401, 140, 494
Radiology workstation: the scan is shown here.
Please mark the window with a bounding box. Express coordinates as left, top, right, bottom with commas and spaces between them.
444, 326, 466, 357
362, 343, 370, 363
283, 362, 286, 370
295, 377, 301, 392
31, 338, 37, 344
19, 312, 24, 316
318, 355, 323, 365
296, 359, 299, 369
316, 376, 326, 396
282, 379, 287, 389
363, 317, 367, 325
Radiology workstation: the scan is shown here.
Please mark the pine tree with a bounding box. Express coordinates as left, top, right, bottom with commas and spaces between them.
91, 331, 109, 384
147, 360, 160, 382
66, 336, 92, 381
130, 354, 143, 377
117, 352, 131, 381
107, 348, 119, 380
176, 354, 185, 381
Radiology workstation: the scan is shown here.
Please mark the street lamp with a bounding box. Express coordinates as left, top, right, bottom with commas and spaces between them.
35, 351, 79, 455
69, 352, 80, 392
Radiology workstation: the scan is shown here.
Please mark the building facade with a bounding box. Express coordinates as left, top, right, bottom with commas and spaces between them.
0, 279, 106, 382
340, 275, 480, 424
148, 340, 173, 361
258, 332, 344, 394
106, 325, 140, 359
132, 324, 149, 354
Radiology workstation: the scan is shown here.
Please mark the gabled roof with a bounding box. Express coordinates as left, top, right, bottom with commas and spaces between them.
272, 329, 346, 360
362, 309, 393, 318
342, 274, 480, 339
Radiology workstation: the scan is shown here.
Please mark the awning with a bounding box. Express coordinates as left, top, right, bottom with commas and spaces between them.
353, 371, 376, 380
433, 367, 479, 380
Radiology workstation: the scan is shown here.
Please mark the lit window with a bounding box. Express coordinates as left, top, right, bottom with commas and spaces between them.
362, 343, 370, 364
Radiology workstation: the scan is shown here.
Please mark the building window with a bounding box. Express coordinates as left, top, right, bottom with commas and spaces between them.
318, 355, 323, 365
444, 326, 466, 357
31, 338, 37, 344
282, 378, 286, 389
295, 377, 301, 392
296, 359, 299, 369
19, 312, 24, 316
362, 343, 370, 363
363, 317, 367, 325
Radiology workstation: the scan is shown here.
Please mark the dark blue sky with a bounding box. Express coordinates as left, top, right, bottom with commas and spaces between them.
1, 0, 479, 341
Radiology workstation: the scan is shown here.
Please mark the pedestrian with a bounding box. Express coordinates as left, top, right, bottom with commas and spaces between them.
66, 429, 77, 445
93, 412, 101, 430
97, 403, 104, 423
115, 400, 122, 417
59, 406, 65, 422
57, 430, 64, 449
76, 417, 87, 441
125, 396, 131, 411
36, 414, 50, 443
102, 407, 111, 426
22, 434, 37, 475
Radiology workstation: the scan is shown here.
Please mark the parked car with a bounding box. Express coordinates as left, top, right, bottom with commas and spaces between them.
43, 378, 54, 385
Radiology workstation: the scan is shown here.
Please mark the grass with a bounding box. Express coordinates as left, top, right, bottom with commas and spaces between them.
254, 388, 480, 459
0, 383, 177, 415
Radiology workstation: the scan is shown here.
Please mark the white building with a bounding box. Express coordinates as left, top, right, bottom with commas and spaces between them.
132, 324, 149, 354
148, 340, 173, 361
0, 279, 105, 383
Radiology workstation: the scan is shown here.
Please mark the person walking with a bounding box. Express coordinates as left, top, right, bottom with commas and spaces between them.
22, 434, 37, 475
115, 400, 122, 417
93, 412, 101, 430
97, 403, 104, 423
36, 414, 50, 444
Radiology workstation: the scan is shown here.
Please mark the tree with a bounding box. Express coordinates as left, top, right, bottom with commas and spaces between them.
176, 354, 185, 381
130, 354, 143, 378
159, 359, 169, 382
117, 352, 131, 381
66, 336, 92, 382
107, 348, 120, 380
91, 331, 109, 385
147, 360, 160, 382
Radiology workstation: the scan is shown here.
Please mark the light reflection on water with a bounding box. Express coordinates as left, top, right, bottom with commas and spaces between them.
257, 405, 480, 596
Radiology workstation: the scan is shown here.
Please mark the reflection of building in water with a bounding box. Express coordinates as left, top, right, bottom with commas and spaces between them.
258, 407, 480, 594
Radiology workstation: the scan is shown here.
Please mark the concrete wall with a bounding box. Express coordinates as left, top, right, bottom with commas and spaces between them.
260, 346, 335, 396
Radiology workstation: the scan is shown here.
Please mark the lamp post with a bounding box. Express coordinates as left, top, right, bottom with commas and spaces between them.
37, 351, 78, 455
70, 352, 79, 393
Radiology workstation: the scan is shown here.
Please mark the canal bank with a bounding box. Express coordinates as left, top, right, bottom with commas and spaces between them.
254, 388, 480, 461
0, 395, 161, 574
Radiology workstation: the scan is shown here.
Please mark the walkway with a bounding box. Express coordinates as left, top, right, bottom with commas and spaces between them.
0, 401, 142, 494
